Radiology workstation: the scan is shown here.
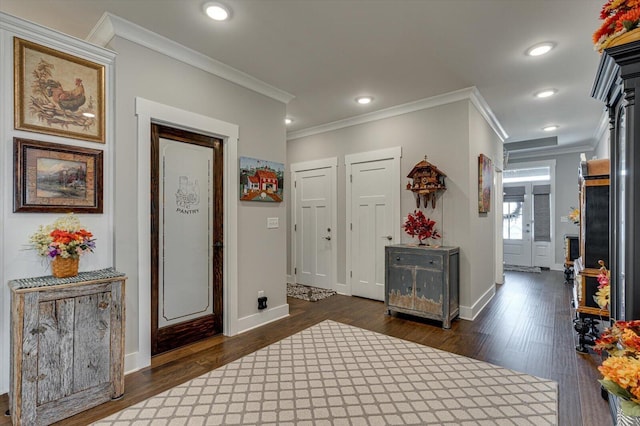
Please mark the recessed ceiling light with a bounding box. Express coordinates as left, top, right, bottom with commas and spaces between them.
203, 2, 231, 21
526, 42, 555, 57
534, 89, 557, 98
285, 118, 293, 125
543, 125, 559, 132
356, 96, 373, 105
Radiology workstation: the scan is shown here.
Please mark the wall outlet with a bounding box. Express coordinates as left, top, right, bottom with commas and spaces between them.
267, 217, 279, 229
560, 215, 569, 223
258, 296, 268, 310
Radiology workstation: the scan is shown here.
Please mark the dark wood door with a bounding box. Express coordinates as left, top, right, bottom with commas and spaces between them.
151, 124, 223, 355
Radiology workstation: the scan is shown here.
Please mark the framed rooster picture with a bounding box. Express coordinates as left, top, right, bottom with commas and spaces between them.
14, 37, 105, 143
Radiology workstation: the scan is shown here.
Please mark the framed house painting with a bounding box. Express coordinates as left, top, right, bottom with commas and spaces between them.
14, 138, 103, 213
239, 156, 284, 202
478, 153, 493, 213
14, 37, 105, 143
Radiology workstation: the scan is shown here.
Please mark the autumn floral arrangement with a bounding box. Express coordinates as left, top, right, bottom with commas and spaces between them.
568, 207, 580, 225
30, 213, 95, 260
403, 210, 441, 245
594, 260, 611, 310
593, 0, 640, 53
595, 320, 640, 415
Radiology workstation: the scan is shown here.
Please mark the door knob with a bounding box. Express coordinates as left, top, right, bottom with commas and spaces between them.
384, 235, 393, 241
324, 236, 331, 241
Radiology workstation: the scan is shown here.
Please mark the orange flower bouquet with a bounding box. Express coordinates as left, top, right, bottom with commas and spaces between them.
594, 0, 640, 52
595, 320, 640, 415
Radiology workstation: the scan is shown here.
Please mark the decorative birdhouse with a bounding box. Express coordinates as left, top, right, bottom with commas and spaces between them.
406, 156, 447, 208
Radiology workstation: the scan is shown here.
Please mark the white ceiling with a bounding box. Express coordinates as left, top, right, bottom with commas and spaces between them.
2, 0, 608, 153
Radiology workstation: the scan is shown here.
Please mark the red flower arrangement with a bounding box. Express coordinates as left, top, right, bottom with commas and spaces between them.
594, 0, 640, 52
403, 210, 440, 245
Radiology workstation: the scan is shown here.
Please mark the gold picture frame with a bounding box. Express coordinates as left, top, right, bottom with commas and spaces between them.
14, 138, 103, 213
14, 37, 105, 143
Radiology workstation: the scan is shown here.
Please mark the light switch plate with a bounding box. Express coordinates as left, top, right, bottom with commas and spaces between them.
267, 217, 279, 229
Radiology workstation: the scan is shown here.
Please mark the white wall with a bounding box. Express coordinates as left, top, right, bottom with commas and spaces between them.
287, 96, 503, 319
0, 13, 116, 394
0, 12, 290, 393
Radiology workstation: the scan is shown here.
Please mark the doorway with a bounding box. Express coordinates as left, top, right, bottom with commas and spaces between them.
291, 158, 337, 291
150, 123, 223, 355
502, 162, 554, 268
345, 147, 401, 301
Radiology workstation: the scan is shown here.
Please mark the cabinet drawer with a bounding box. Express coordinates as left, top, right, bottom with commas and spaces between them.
388, 251, 443, 269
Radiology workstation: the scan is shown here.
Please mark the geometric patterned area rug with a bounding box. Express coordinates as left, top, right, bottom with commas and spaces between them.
93, 320, 558, 425
287, 282, 337, 302
504, 264, 542, 273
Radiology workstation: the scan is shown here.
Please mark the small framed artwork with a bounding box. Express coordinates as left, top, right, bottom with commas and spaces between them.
478, 153, 493, 213
14, 138, 103, 213
14, 37, 105, 143
239, 156, 284, 202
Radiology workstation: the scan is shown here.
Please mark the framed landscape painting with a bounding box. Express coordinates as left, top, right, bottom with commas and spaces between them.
14, 37, 105, 143
478, 153, 493, 213
14, 138, 103, 213
239, 156, 284, 202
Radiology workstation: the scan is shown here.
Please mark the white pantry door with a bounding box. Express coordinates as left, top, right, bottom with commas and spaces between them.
347, 148, 400, 301
294, 167, 334, 289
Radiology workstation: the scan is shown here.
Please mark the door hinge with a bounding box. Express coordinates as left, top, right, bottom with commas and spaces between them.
350, 174, 352, 183
294, 180, 297, 188
350, 271, 352, 277
295, 267, 297, 274
350, 223, 352, 231
294, 224, 297, 231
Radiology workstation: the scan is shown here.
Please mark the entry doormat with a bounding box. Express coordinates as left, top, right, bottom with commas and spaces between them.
94, 320, 558, 425
504, 264, 542, 273
287, 282, 336, 302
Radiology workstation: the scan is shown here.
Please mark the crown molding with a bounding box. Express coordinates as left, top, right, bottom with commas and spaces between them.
507, 143, 594, 160
287, 86, 507, 141
87, 13, 294, 104
1, 11, 115, 63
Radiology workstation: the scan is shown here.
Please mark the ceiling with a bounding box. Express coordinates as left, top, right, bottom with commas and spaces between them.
2, 0, 608, 154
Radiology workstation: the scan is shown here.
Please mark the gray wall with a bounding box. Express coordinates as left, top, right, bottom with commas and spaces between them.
110, 37, 287, 355
287, 99, 502, 314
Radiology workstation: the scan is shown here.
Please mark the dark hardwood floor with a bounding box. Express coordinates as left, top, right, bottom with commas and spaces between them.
1, 270, 611, 425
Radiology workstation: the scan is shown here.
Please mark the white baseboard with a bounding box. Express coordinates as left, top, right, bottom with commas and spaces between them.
124, 352, 140, 375
335, 282, 350, 295
459, 285, 496, 321
237, 303, 289, 334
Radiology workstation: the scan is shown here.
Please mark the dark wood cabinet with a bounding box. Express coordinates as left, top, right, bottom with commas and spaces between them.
574, 160, 610, 317
385, 244, 459, 328
592, 40, 640, 321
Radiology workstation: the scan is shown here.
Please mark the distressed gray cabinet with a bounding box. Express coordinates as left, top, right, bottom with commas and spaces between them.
385, 244, 459, 328
9, 268, 126, 426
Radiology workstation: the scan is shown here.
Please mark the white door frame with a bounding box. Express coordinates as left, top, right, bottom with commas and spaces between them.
135, 97, 238, 373
345, 147, 402, 296
290, 157, 338, 290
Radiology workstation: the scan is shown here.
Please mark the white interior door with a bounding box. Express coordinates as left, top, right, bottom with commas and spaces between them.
350, 159, 395, 301
503, 182, 532, 266
294, 167, 334, 289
